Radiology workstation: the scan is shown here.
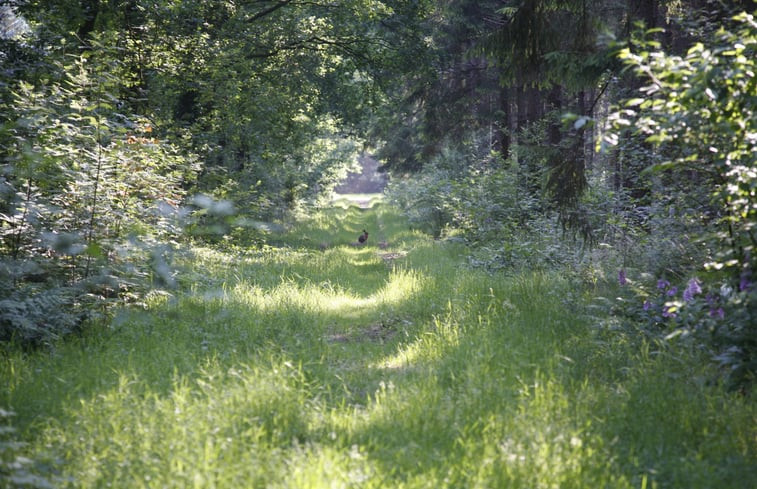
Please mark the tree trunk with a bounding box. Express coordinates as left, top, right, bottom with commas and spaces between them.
77, 0, 100, 45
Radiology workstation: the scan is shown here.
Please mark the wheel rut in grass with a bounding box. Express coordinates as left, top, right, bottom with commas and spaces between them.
310, 200, 431, 400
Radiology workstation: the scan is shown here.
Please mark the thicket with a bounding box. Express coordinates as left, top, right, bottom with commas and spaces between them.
1, 33, 198, 346
607, 12, 757, 389
381, 2, 756, 389
0, 0, 425, 347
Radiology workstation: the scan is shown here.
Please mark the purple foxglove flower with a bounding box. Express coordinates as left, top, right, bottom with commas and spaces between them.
618, 269, 627, 286
683, 278, 702, 302
739, 274, 751, 292
709, 307, 725, 319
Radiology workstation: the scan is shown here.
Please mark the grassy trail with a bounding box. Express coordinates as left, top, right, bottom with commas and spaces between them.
2, 200, 755, 488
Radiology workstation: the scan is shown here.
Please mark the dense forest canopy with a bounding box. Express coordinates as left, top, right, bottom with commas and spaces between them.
0, 1, 755, 384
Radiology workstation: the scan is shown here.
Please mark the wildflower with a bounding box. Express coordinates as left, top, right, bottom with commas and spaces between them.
740, 256, 752, 291
657, 279, 670, 290
683, 278, 702, 302
662, 304, 677, 318
739, 271, 751, 292
618, 269, 627, 286
709, 307, 725, 320
666, 286, 678, 297
643, 300, 652, 311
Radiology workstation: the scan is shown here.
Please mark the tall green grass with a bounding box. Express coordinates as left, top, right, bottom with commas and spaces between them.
1, 202, 754, 488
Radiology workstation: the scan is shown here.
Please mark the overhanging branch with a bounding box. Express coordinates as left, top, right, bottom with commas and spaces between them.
246, 0, 293, 23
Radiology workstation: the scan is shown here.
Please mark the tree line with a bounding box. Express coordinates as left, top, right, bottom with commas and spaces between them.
376, 0, 754, 388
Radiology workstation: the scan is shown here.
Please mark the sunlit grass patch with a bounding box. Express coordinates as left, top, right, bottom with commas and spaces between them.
444, 375, 631, 489
330, 193, 384, 209
273, 443, 379, 489
373, 333, 428, 372
208, 259, 427, 323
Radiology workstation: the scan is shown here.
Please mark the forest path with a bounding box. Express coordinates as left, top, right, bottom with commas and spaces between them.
2, 200, 754, 488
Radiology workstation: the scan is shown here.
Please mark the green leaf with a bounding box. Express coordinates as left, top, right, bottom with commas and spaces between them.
85, 242, 103, 258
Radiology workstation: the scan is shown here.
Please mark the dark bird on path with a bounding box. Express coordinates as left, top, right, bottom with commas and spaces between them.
358, 229, 369, 244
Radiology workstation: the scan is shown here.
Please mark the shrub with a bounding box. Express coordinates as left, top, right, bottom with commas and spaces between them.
612, 269, 756, 389
604, 12, 757, 389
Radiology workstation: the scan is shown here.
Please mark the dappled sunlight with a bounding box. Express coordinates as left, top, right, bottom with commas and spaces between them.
331, 193, 385, 209
6, 201, 755, 489
219, 266, 428, 317
370, 308, 458, 372
277, 444, 378, 487
328, 246, 382, 268
371, 336, 427, 371
4, 0, 755, 481
370, 268, 426, 306
50, 357, 313, 487
186, 245, 315, 270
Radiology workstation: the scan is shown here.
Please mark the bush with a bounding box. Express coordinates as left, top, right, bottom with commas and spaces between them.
602, 12, 757, 389
611, 270, 756, 390
385, 147, 464, 238
386, 134, 597, 275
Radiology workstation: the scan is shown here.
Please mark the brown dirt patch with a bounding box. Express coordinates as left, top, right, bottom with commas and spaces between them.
378, 252, 406, 262
325, 322, 397, 344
